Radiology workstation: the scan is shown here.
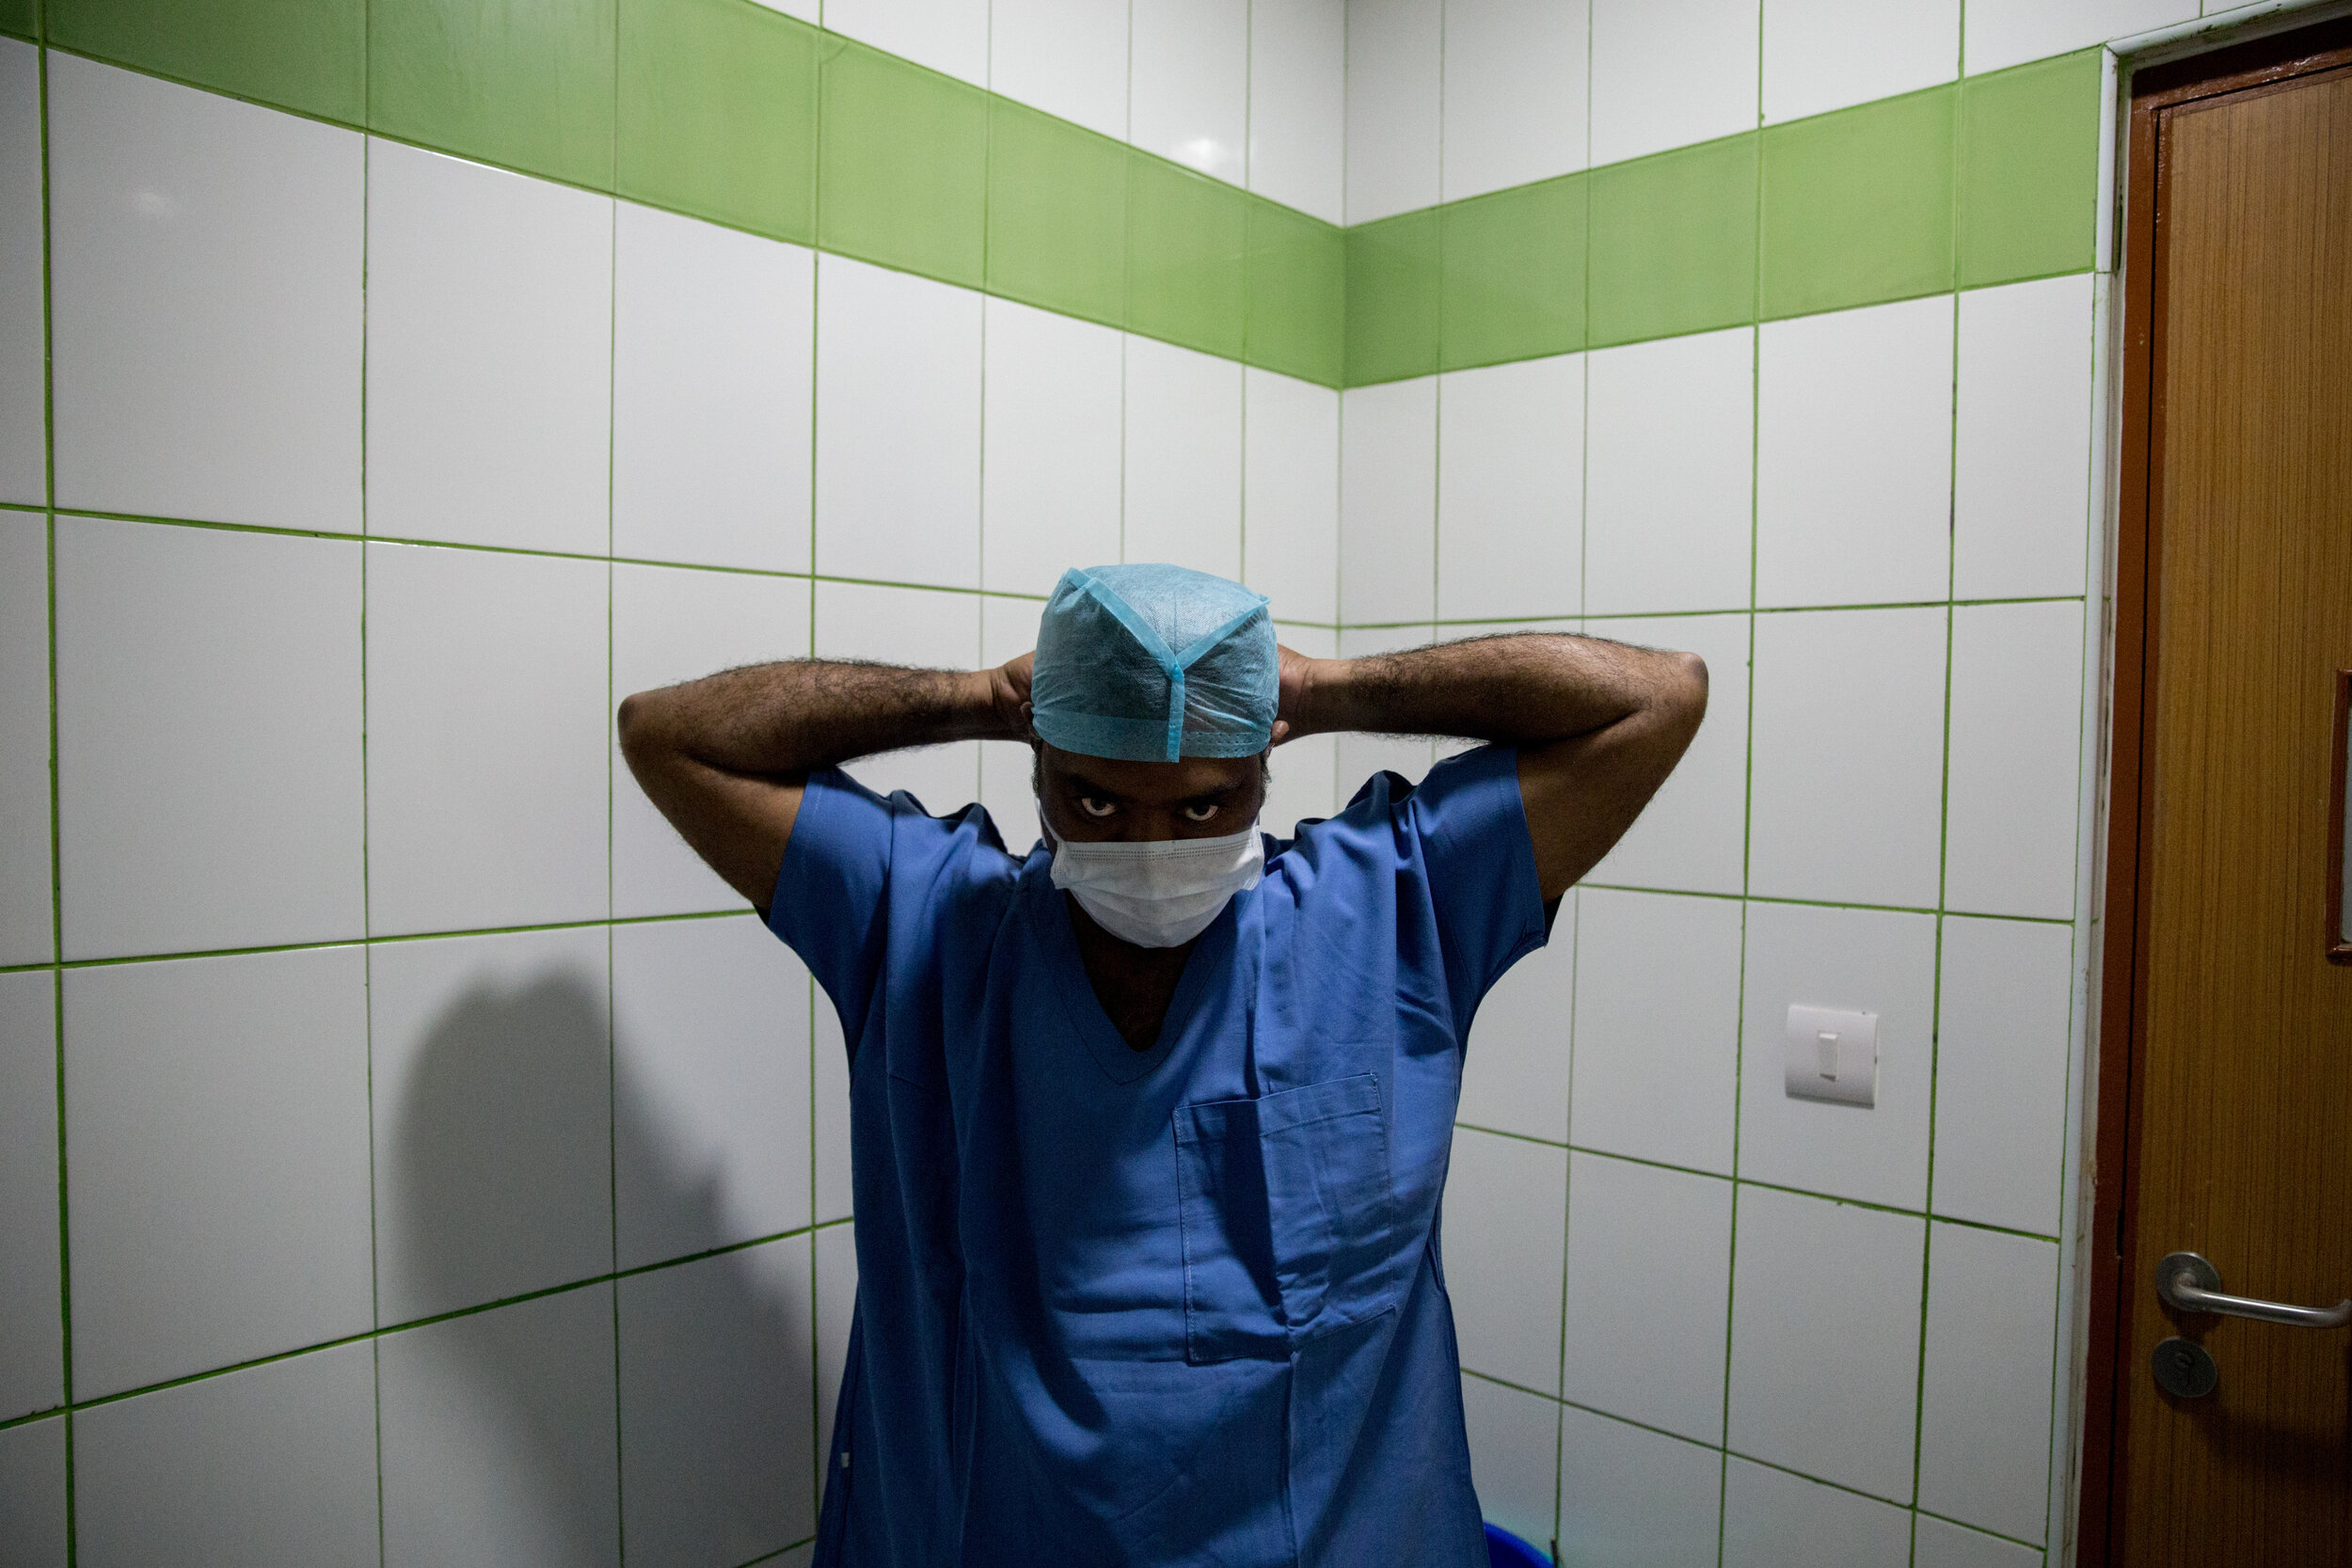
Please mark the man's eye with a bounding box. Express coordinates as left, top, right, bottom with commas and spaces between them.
1182, 802, 1220, 823
1078, 796, 1118, 818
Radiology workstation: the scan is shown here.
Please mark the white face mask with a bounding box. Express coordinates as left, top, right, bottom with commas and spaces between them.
1048, 824, 1264, 948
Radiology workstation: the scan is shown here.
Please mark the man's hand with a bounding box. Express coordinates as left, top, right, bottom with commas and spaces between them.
1273, 643, 1314, 745
989, 650, 1035, 741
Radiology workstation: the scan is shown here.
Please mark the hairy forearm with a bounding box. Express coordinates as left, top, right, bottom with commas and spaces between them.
618, 659, 1014, 782
1290, 632, 1695, 746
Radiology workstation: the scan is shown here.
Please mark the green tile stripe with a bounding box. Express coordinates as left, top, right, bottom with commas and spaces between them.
1343, 50, 2102, 386
39, 0, 1346, 387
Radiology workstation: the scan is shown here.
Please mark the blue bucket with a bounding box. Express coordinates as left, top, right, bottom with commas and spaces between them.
1485, 1521, 1550, 1567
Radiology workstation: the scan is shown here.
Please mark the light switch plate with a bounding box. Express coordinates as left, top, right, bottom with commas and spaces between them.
1785, 1004, 1878, 1108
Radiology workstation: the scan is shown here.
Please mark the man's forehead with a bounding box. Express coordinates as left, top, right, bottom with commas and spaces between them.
1040, 744, 1257, 798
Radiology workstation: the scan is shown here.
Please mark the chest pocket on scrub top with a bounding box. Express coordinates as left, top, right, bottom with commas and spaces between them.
1173, 1072, 1397, 1363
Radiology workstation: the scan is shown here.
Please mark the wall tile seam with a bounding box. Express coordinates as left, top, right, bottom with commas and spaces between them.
1449, 1130, 2062, 1244
27, 37, 1351, 389
16, 1217, 851, 1420
1334, 596, 2090, 632
1454, 1371, 2053, 1550
32, 520, 1343, 629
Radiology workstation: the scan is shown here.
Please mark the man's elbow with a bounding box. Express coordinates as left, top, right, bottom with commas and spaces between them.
1659, 651, 1708, 737
615, 689, 663, 764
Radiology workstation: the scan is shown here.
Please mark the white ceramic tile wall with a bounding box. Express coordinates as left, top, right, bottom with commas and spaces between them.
1747, 606, 1948, 910
21, 5, 2131, 1556
1917, 1224, 2059, 1543
1131, 0, 1250, 183
982, 298, 1124, 598
1569, 889, 1743, 1174
1720, 1455, 1915, 1568
1443, 1126, 1566, 1393
56, 517, 363, 958
0, 510, 53, 964
612, 201, 814, 574
376, 1285, 622, 1568
824, 0, 990, 88
1562, 1153, 1732, 1443
1556, 1403, 1724, 1568
368, 927, 613, 1323
1458, 898, 1574, 1144
1242, 369, 1342, 626
1954, 275, 2095, 601
1248, 0, 1347, 224
1437, 356, 1584, 622
0, 969, 60, 1420
612, 562, 813, 918
1756, 294, 1955, 610
48, 56, 361, 533
1584, 612, 1752, 896
1339, 378, 1438, 625
1124, 334, 1245, 579
1944, 600, 2087, 921
0, 41, 42, 507
815, 255, 983, 590
1590, 0, 1761, 167
366, 141, 612, 556
813, 1001, 854, 1226
1932, 916, 2074, 1236
1584, 327, 1756, 618
1726, 1186, 1924, 1502
1441, 0, 1591, 200
1737, 900, 1937, 1210
1343, 0, 1442, 222
1964, 0, 2199, 75
616, 1236, 818, 1564
364, 543, 611, 937
815, 1221, 859, 1470
812, 579, 983, 813
1762, 0, 1960, 124
0, 1415, 69, 1568
64, 947, 373, 1398
612, 915, 812, 1270
989, 0, 1129, 139
73, 1341, 380, 1568
1915, 1512, 2046, 1568
1462, 1373, 1561, 1550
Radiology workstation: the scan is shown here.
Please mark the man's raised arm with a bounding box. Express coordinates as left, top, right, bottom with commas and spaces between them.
1279, 634, 1707, 900
616, 657, 1033, 911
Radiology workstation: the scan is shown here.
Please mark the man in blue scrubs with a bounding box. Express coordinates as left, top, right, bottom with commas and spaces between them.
619, 564, 1707, 1567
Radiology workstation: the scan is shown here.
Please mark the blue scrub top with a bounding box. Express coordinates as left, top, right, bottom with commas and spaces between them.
768, 744, 1549, 1568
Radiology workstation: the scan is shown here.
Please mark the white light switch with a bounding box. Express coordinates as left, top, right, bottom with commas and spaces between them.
1785, 1004, 1878, 1108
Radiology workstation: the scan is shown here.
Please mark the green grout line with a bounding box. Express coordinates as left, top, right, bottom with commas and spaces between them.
41, 908, 759, 972
1448, 1127, 2061, 1243
34, 23, 78, 1561
48, 1221, 835, 1425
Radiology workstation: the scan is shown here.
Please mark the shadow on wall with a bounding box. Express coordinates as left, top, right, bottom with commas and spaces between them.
392, 972, 811, 1567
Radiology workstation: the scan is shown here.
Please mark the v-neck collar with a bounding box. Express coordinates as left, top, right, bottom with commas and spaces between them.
1035, 867, 1245, 1085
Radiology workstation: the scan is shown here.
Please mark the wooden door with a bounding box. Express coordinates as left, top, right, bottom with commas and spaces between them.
2088, 21, 2352, 1565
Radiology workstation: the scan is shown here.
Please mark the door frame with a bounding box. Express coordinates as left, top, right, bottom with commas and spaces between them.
2076, 17, 2352, 1563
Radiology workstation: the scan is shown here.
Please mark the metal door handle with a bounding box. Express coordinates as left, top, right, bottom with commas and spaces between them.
2157, 1252, 2352, 1329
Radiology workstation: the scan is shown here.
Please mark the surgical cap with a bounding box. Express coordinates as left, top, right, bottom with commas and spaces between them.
1030, 564, 1278, 762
